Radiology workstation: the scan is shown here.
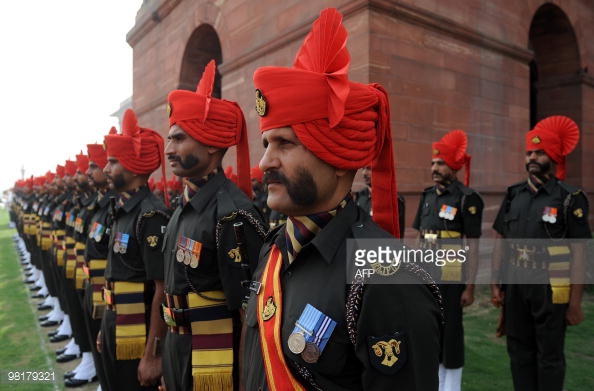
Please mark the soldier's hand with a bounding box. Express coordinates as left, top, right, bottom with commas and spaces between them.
490, 284, 504, 307
96, 330, 102, 353
460, 286, 475, 307
566, 302, 584, 326
138, 354, 162, 386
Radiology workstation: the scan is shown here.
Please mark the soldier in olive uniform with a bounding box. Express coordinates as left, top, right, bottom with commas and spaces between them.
97, 109, 170, 391
76, 142, 114, 390
412, 130, 483, 391
491, 116, 591, 391
161, 60, 266, 391
242, 9, 441, 390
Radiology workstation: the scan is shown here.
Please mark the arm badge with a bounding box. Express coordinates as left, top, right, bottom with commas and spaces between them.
146, 235, 159, 248
367, 332, 407, 375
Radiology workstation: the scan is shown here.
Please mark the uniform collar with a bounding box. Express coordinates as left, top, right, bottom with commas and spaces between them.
119, 185, 150, 213
276, 199, 357, 266
185, 170, 227, 213
521, 176, 557, 195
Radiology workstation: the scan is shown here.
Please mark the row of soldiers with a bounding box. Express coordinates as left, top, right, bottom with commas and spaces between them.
9, 7, 591, 391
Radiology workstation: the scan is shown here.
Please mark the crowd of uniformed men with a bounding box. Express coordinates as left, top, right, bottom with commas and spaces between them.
7, 7, 591, 391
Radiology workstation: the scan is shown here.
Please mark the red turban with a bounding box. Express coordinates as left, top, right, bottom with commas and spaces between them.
34, 176, 45, 187
104, 109, 168, 205
45, 171, 56, 184
526, 115, 579, 180
56, 164, 65, 179
432, 130, 471, 186
65, 160, 77, 177
253, 8, 400, 237
87, 136, 109, 169
76, 151, 89, 174
167, 60, 252, 197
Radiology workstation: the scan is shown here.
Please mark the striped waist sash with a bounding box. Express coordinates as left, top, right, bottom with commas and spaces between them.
74, 242, 86, 289
164, 291, 234, 391
85, 259, 107, 319
104, 281, 146, 360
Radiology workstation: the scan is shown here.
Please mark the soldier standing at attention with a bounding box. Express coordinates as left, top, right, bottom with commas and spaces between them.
98, 109, 170, 390
161, 60, 266, 391
242, 8, 442, 390
491, 116, 591, 391
412, 130, 484, 391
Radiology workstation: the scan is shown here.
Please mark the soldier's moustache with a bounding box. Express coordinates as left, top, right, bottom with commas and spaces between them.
263, 170, 288, 186
168, 154, 200, 170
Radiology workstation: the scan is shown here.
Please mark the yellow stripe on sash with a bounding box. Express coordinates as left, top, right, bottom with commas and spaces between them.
440, 244, 463, 281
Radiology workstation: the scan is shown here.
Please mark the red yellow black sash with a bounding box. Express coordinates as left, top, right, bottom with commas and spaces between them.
257, 245, 306, 391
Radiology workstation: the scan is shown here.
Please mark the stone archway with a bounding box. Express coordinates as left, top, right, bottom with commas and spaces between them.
178, 24, 222, 97
528, 3, 582, 184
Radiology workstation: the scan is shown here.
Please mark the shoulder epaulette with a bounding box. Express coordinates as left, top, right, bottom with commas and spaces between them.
556, 180, 580, 195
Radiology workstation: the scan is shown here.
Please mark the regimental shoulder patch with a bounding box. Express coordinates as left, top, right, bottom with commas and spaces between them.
228, 246, 242, 263
573, 208, 584, 218
146, 235, 159, 248
367, 332, 407, 375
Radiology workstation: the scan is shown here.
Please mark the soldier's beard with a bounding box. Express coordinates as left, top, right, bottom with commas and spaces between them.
265, 168, 318, 206
112, 173, 127, 192
525, 161, 553, 179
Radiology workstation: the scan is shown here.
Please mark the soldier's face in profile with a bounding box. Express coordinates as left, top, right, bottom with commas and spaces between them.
165, 125, 210, 178
86, 162, 108, 188
103, 158, 132, 192
260, 126, 341, 216
431, 158, 455, 185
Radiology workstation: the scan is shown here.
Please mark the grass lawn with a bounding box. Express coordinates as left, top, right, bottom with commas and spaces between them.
0, 209, 58, 390
463, 286, 594, 390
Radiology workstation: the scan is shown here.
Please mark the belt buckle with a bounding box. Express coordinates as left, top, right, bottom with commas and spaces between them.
424, 233, 438, 245
162, 305, 177, 327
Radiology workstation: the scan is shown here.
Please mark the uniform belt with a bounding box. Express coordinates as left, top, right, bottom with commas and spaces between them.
162, 291, 227, 334
420, 230, 461, 239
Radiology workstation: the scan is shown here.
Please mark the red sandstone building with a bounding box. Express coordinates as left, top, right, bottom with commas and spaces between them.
126, 0, 594, 232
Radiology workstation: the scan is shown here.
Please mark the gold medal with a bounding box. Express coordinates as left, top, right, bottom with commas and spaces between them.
113, 242, 120, 254
176, 248, 185, 263
301, 342, 320, 363
287, 332, 306, 354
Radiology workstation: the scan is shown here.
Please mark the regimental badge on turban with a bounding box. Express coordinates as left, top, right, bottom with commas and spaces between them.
525, 115, 580, 180
432, 130, 472, 186
255, 89, 267, 116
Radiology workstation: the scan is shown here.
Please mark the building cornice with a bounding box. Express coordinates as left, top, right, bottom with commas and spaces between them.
127, 0, 182, 47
